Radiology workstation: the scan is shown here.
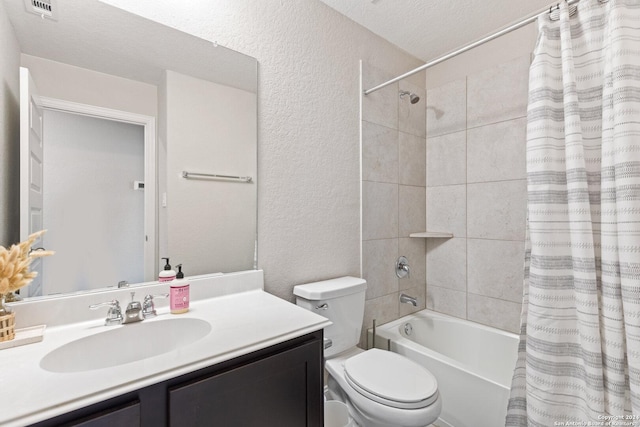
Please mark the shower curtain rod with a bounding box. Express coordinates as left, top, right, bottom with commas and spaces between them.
363, 0, 580, 95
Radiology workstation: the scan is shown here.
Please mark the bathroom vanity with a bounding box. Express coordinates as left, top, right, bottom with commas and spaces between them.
33, 330, 323, 426
0, 271, 330, 427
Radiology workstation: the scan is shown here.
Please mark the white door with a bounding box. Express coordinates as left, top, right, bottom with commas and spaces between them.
19, 67, 44, 297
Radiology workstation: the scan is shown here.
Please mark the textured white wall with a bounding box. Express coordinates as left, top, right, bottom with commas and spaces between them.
101, 0, 424, 301
0, 0, 21, 247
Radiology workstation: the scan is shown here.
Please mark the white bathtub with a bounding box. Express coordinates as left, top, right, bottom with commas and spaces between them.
374, 310, 519, 427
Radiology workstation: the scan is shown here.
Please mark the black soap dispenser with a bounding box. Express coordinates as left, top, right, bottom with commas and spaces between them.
159, 257, 176, 282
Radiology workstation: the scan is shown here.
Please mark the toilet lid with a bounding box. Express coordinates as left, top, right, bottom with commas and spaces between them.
344, 349, 438, 409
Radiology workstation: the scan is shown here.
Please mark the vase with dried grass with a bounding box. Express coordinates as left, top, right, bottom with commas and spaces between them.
0, 230, 54, 341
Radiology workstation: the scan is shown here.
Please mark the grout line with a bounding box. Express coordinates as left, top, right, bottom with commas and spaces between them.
361, 118, 398, 132
399, 183, 427, 189
426, 283, 465, 295
466, 291, 522, 305
362, 115, 427, 140
466, 237, 526, 243
427, 177, 525, 188
363, 178, 401, 185
466, 115, 528, 131
427, 284, 522, 307
426, 183, 466, 190
362, 237, 401, 243
397, 127, 401, 188
426, 114, 527, 139
465, 74, 469, 322
424, 88, 429, 308
359, 61, 364, 280
426, 128, 466, 140
467, 178, 527, 185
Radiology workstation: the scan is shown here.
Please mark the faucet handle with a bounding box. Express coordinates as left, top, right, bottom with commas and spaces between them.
89, 300, 123, 326
396, 256, 411, 278
143, 293, 169, 319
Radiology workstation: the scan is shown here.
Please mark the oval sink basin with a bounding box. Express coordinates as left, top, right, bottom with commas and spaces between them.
40, 318, 211, 373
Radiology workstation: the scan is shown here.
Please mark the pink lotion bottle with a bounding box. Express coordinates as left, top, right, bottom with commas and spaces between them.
170, 264, 189, 314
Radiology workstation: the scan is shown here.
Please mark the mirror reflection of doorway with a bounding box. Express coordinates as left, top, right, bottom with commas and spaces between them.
42, 110, 145, 296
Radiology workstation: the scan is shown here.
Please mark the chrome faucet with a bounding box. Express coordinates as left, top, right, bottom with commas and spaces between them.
122, 292, 144, 324
399, 293, 418, 307
89, 300, 123, 326
90, 292, 170, 326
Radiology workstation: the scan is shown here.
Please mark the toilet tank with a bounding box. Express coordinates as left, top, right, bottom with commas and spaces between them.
294, 277, 367, 358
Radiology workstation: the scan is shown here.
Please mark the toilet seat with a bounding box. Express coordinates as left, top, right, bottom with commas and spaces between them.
344, 349, 438, 410
326, 348, 442, 427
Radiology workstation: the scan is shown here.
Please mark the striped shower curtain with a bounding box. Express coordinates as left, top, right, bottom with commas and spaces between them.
506, 0, 640, 425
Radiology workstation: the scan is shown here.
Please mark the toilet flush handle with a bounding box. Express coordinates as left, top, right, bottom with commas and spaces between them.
315, 303, 329, 310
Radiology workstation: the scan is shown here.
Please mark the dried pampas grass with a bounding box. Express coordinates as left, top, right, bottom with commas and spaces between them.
0, 230, 55, 295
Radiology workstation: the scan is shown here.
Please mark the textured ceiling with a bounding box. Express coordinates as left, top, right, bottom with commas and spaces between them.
317, 0, 553, 62
2, 0, 256, 92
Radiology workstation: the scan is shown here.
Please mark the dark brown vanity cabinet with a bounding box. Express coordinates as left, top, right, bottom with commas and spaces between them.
64, 401, 142, 427
31, 330, 323, 427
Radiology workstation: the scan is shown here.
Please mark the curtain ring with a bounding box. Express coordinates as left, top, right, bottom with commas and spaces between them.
549, 3, 560, 21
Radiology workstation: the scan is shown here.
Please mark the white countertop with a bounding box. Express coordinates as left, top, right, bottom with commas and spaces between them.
0, 273, 331, 426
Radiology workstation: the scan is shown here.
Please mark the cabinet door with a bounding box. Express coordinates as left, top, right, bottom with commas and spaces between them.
69, 400, 140, 427
169, 340, 322, 427
28, 396, 142, 427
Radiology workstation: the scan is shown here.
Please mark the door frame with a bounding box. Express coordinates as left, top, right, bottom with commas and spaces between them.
39, 97, 158, 282
19, 67, 45, 296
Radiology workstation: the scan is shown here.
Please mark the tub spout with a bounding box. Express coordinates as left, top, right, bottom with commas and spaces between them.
399, 293, 417, 307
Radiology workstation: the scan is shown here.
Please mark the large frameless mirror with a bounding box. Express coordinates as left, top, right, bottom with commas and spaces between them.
3, 0, 258, 299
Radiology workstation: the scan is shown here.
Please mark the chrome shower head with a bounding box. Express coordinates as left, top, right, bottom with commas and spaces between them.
399, 90, 420, 104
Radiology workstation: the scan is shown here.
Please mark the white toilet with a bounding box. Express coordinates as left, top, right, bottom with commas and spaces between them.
294, 277, 442, 427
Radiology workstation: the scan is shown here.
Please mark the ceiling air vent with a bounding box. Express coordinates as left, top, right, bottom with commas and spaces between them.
23, 0, 58, 21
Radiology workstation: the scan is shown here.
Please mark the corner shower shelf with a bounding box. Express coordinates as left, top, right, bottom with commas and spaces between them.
409, 231, 453, 239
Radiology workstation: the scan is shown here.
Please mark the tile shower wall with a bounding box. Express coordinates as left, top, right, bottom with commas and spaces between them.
360, 63, 426, 345
425, 55, 530, 333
